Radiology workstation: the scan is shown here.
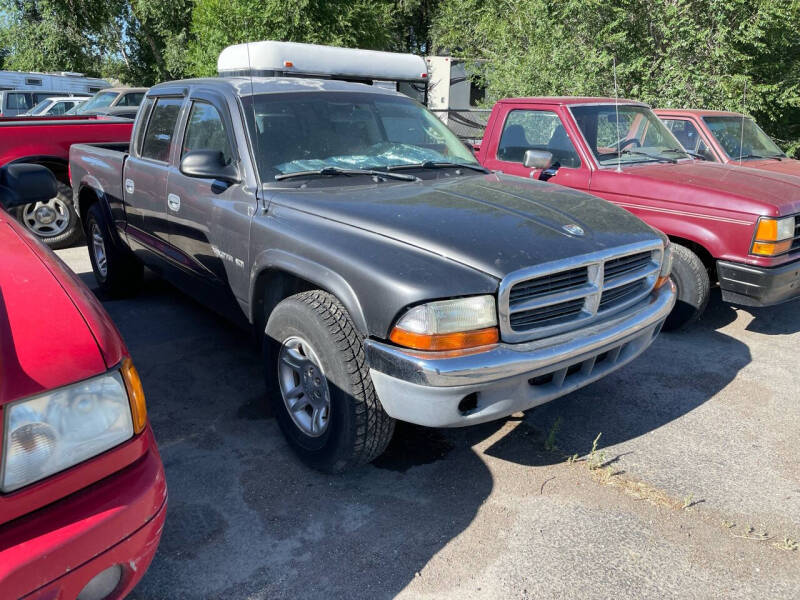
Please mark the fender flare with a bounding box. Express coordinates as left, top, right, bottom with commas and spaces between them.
249, 248, 369, 335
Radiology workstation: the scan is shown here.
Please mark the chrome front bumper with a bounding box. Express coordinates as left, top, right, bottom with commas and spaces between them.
365, 281, 676, 427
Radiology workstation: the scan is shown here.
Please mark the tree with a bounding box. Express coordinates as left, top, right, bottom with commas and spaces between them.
432, 0, 800, 155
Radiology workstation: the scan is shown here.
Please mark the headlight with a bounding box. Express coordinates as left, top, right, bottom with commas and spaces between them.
655, 242, 673, 288
751, 216, 796, 256
389, 295, 499, 351
1, 364, 143, 493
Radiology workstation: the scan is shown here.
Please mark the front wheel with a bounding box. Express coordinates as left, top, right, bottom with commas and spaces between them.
264, 291, 395, 473
663, 243, 710, 331
13, 181, 82, 249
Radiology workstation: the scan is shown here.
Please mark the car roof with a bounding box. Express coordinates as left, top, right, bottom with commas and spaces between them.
497, 96, 649, 107
148, 76, 405, 98
653, 108, 744, 118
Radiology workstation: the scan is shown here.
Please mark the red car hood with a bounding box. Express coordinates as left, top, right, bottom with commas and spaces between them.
622, 161, 800, 216
728, 157, 800, 177
0, 212, 124, 406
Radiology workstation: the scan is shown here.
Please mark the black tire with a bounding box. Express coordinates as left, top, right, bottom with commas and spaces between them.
663, 243, 710, 331
264, 290, 395, 473
13, 181, 82, 249
85, 202, 143, 297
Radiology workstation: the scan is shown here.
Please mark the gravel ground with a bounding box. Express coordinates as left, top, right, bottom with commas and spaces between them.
58, 246, 800, 600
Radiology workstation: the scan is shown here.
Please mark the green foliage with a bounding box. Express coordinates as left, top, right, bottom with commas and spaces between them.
432, 0, 800, 156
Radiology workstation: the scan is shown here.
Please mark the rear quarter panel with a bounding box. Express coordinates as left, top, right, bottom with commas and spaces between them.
70, 143, 129, 231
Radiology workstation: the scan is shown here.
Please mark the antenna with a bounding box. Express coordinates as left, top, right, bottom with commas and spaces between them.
738, 80, 747, 165
245, 40, 263, 193
613, 57, 622, 173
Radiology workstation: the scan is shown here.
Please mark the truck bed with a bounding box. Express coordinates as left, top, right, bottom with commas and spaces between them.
69, 142, 130, 215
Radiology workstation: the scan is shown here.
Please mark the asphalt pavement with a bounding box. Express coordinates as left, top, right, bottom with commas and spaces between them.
57, 245, 800, 600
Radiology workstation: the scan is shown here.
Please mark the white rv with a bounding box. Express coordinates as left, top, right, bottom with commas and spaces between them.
425, 56, 489, 142
0, 71, 110, 116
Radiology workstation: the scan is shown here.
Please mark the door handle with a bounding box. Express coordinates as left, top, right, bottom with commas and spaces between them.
167, 193, 181, 212
125, 178, 135, 194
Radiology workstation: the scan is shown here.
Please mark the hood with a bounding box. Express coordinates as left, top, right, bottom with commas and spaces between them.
0, 214, 108, 406
269, 173, 660, 279
726, 157, 800, 178
617, 161, 800, 216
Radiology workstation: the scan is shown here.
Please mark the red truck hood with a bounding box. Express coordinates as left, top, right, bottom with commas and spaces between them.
620, 161, 800, 216
728, 157, 800, 177
0, 212, 125, 407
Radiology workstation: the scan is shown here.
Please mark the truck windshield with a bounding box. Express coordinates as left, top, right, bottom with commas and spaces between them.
571, 104, 690, 166
29, 100, 51, 115
703, 116, 785, 160
242, 92, 478, 180
76, 91, 117, 114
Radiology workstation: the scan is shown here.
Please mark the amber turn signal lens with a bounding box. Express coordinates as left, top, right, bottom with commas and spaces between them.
389, 326, 499, 351
751, 240, 792, 257
755, 219, 779, 242
121, 357, 147, 434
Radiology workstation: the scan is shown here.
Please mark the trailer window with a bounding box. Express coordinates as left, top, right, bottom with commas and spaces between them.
6, 93, 31, 110
140, 97, 183, 162
25, 78, 42, 86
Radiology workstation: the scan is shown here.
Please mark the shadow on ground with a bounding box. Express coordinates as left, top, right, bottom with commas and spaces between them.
85, 271, 750, 599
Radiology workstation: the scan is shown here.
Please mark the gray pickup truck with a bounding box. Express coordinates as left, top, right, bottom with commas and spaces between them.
69, 76, 676, 472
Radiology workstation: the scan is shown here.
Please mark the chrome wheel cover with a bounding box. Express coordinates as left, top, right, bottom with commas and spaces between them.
278, 336, 331, 437
21, 196, 70, 237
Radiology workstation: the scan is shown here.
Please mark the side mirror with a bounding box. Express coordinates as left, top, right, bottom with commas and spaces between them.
180, 150, 240, 184
523, 149, 553, 170
0, 164, 58, 210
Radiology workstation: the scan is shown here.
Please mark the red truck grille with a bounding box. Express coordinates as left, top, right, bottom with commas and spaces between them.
499, 245, 662, 342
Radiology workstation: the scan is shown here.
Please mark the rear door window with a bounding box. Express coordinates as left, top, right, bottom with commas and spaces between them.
140, 97, 183, 162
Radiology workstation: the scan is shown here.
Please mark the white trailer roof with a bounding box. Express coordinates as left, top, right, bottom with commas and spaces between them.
217, 41, 428, 82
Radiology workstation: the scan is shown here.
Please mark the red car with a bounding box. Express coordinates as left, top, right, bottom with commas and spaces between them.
654, 108, 799, 172
0, 165, 166, 599
476, 97, 800, 328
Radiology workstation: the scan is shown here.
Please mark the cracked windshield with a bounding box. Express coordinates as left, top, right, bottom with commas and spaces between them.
243, 92, 478, 180
571, 104, 689, 166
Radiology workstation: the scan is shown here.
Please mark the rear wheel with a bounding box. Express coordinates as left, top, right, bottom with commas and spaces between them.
264, 290, 395, 473
13, 181, 82, 249
85, 203, 143, 297
663, 243, 710, 331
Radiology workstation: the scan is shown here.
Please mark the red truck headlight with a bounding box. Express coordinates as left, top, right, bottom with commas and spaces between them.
751, 216, 796, 256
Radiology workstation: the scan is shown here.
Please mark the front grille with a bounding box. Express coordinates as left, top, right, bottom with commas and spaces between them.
510, 298, 585, 329
499, 243, 663, 342
509, 267, 588, 305
793, 220, 800, 250
599, 280, 647, 311
603, 252, 652, 281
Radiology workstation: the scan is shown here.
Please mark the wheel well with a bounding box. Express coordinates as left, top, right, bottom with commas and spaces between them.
78, 186, 100, 228
668, 235, 717, 280
252, 270, 318, 337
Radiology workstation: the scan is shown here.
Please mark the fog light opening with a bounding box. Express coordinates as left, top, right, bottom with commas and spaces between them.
458, 392, 479, 414
77, 564, 123, 600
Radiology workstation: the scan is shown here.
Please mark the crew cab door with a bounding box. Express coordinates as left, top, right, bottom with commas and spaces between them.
123, 95, 184, 261
481, 104, 591, 192
165, 91, 252, 300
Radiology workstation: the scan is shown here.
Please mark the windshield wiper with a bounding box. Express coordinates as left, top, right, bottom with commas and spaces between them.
663, 148, 706, 160
385, 161, 490, 173
620, 149, 677, 164
736, 153, 783, 161
275, 166, 419, 182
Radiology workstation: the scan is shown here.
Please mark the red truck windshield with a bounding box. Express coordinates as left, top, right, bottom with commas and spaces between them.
242, 92, 477, 180
571, 104, 690, 166
703, 116, 785, 160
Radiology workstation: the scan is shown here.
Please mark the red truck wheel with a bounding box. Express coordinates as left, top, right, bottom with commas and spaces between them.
663, 243, 710, 330
13, 182, 82, 249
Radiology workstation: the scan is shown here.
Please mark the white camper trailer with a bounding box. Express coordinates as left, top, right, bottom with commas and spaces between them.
0, 70, 110, 115
425, 56, 489, 143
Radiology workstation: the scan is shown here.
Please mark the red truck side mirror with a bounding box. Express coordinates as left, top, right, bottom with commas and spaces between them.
523, 149, 553, 170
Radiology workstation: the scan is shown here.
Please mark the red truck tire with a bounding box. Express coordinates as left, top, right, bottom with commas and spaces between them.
13, 181, 82, 249
664, 243, 710, 330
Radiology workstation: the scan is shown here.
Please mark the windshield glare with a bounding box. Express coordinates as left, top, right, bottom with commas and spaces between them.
703, 116, 784, 159
571, 104, 689, 166
243, 92, 478, 180
77, 91, 116, 114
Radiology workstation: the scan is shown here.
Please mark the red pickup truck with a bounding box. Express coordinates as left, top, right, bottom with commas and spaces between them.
654, 108, 800, 172
0, 164, 165, 599
0, 116, 133, 248
476, 97, 800, 328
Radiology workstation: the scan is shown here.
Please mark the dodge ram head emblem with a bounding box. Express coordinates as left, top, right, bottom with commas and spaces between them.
562, 224, 584, 236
